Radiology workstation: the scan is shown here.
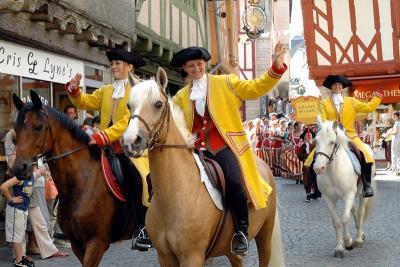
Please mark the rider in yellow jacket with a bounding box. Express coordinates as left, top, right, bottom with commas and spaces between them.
304, 75, 382, 197
171, 43, 287, 254
65, 48, 151, 250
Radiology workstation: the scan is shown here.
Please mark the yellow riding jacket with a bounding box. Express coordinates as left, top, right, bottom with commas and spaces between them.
304, 93, 382, 167
69, 83, 150, 206
173, 65, 286, 210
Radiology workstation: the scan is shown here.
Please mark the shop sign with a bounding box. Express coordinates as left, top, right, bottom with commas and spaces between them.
0, 40, 84, 85
352, 82, 400, 104
22, 94, 49, 106
291, 96, 321, 125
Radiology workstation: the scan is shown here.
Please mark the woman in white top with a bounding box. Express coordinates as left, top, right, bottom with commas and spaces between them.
385, 112, 400, 175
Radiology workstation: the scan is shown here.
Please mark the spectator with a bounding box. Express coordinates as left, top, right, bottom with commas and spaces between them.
269, 112, 278, 128
383, 112, 400, 175
92, 115, 101, 134
262, 117, 269, 129
27, 161, 69, 259
283, 99, 292, 116
1, 174, 35, 267
275, 97, 284, 118
63, 105, 78, 123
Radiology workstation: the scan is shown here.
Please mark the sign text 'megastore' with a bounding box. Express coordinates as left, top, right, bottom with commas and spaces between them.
352, 83, 400, 104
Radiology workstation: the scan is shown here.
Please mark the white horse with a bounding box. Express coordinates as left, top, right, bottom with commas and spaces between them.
313, 117, 376, 258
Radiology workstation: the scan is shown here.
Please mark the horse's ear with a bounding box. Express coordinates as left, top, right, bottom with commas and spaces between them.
316, 115, 323, 128
13, 94, 25, 111
156, 67, 168, 93
30, 90, 42, 110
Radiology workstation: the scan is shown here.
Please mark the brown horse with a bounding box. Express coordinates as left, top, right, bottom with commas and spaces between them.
122, 68, 284, 267
12, 91, 139, 267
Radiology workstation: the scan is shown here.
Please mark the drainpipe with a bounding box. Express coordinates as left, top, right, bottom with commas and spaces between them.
210, 0, 223, 74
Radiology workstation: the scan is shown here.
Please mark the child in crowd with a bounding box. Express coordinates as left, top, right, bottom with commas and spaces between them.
1, 173, 36, 267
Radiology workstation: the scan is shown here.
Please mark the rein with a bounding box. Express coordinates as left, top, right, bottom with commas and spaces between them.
34, 145, 89, 165
32, 108, 89, 165
130, 91, 190, 150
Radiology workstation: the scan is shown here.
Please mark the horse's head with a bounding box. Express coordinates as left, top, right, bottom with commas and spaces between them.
122, 67, 169, 157
12, 90, 52, 180
313, 116, 348, 175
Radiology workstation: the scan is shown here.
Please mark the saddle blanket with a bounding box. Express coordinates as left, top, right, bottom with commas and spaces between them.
193, 153, 223, 211
345, 149, 361, 176
101, 150, 126, 202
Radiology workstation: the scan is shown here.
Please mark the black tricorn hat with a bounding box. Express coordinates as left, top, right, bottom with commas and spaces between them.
106, 48, 145, 68
170, 47, 211, 67
322, 75, 352, 89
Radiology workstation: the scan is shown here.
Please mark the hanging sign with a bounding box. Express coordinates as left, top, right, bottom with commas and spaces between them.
291, 96, 321, 125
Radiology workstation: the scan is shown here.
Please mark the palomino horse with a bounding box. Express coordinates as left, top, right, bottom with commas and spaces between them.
313, 117, 376, 258
12, 91, 140, 267
122, 67, 284, 267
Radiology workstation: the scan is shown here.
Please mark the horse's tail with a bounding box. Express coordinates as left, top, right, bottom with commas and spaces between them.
269, 208, 285, 267
364, 177, 377, 221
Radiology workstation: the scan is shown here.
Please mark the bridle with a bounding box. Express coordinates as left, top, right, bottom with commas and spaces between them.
314, 136, 340, 165
129, 91, 190, 150
31, 109, 88, 165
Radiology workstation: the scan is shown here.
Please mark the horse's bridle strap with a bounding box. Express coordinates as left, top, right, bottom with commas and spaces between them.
315, 143, 339, 165
129, 92, 190, 150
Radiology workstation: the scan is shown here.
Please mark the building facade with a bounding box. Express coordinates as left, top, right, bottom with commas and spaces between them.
207, 0, 240, 75
238, 0, 290, 120
301, 0, 400, 161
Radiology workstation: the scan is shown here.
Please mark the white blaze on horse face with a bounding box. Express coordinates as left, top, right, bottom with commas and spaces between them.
313, 137, 330, 175
123, 104, 142, 150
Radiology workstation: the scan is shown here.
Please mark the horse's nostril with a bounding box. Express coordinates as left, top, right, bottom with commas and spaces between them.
134, 135, 142, 145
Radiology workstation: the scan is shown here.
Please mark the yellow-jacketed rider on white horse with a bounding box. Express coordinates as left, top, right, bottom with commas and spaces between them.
304, 75, 382, 197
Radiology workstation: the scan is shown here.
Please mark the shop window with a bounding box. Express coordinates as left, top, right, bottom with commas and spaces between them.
85, 66, 103, 82
21, 77, 50, 106
53, 83, 73, 113
0, 73, 19, 131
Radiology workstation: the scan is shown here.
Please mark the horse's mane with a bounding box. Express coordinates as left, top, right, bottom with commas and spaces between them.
129, 79, 195, 147
168, 99, 196, 147
16, 103, 100, 160
319, 120, 349, 148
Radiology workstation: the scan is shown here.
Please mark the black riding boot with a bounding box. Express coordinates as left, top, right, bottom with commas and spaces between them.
116, 154, 153, 251
133, 175, 153, 249
230, 194, 249, 255
131, 205, 153, 250
361, 162, 374, 198
206, 147, 249, 255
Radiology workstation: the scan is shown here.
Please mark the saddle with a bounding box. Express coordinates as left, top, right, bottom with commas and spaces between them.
196, 151, 226, 201
101, 147, 126, 202
194, 151, 229, 258
347, 142, 362, 177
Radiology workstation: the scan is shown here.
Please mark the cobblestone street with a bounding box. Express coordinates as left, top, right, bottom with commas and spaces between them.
1, 169, 399, 266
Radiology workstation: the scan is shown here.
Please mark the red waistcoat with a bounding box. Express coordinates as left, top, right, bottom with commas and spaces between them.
192, 106, 226, 154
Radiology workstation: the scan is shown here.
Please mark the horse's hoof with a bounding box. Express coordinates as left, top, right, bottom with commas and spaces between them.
355, 241, 363, 248
345, 242, 354, 251
334, 251, 344, 258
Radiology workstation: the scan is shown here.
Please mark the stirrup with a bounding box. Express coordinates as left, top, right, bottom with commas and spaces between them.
362, 186, 374, 198
131, 228, 152, 251
231, 231, 249, 255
